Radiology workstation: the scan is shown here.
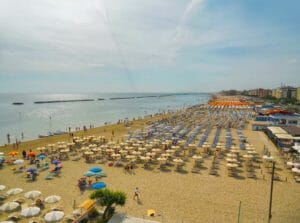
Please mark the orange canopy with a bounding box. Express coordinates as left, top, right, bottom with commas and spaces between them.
208, 101, 250, 106
28, 152, 36, 157
9, 151, 19, 156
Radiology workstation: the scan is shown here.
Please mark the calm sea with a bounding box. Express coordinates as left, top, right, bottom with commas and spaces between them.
0, 93, 210, 145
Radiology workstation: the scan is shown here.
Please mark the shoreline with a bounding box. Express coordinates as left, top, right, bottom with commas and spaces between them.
0, 111, 173, 151
1, 93, 211, 146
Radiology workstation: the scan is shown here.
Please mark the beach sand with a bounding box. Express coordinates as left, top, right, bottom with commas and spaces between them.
0, 112, 299, 223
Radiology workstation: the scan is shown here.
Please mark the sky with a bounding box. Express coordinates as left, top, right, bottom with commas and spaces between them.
0, 0, 300, 93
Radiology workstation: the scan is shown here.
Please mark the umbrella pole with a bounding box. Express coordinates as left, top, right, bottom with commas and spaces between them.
237, 201, 241, 223
268, 162, 275, 223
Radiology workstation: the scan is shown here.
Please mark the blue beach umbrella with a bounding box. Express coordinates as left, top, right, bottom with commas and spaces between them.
94, 172, 107, 178
38, 154, 47, 160
84, 171, 95, 177
52, 160, 61, 165
27, 168, 37, 173
92, 182, 106, 190
89, 167, 102, 173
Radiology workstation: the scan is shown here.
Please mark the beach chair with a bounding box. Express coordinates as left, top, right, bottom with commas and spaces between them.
7, 214, 21, 222
273, 174, 281, 181
71, 156, 81, 161
114, 161, 123, 167
247, 172, 256, 179
45, 173, 54, 180
191, 167, 200, 173
0, 195, 7, 202
209, 169, 218, 176
40, 163, 49, 171
159, 164, 168, 171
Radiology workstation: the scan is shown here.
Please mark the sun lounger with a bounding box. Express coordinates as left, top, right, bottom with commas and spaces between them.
71, 156, 81, 161
40, 163, 49, 171
209, 169, 218, 175
45, 173, 54, 180
191, 167, 200, 173
246, 172, 256, 178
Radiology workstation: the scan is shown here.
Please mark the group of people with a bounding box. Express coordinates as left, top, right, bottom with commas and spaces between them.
77, 177, 93, 193
124, 163, 135, 174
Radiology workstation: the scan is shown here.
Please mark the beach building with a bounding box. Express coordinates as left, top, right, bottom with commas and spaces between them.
265, 126, 300, 148
280, 86, 297, 99
297, 87, 300, 101
251, 120, 269, 131
268, 114, 300, 126
272, 88, 282, 99
248, 88, 271, 98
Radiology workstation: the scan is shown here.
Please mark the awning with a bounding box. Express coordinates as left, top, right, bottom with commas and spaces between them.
267, 127, 287, 134
275, 133, 294, 140
79, 199, 96, 210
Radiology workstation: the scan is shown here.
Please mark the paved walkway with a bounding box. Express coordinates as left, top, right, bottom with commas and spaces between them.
108, 214, 160, 223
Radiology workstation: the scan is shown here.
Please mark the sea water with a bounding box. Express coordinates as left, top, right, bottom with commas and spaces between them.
0, 93, 210, 145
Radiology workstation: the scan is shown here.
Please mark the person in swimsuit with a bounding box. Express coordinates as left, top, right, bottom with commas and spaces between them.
133, 187, 140, 200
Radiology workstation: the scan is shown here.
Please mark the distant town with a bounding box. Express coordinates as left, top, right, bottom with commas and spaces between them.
221, 86, 300, 104
219, 85, 300, 115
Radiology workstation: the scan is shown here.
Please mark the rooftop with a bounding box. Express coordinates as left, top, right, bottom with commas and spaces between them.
282, 126, 300, 137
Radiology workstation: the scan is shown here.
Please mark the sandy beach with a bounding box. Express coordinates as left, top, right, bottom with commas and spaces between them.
0, 106, 299, 223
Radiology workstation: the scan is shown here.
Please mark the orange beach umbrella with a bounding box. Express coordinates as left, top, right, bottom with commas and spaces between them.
9, 151, 19, 156
28, 152, 36, 157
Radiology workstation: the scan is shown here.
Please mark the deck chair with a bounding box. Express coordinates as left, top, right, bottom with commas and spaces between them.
45, 174, 54, 180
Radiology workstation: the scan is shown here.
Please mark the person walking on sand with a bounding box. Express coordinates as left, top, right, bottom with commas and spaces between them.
7, 134, 10, 144
133, 187, 140, 201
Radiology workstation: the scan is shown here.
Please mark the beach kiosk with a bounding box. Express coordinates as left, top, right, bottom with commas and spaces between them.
70, 199, 96, 223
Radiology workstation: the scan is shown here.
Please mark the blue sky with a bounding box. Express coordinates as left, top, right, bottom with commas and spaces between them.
0, 0, 299, 93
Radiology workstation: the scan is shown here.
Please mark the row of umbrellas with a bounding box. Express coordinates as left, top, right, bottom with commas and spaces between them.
1, 204, 64, 222
0, 188, 61, 203
0, 187, 63, 221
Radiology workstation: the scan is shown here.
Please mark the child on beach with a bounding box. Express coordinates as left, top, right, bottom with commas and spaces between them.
133, 187, 140, 201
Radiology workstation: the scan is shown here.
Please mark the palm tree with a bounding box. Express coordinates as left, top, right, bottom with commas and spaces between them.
90, 189, 126, 222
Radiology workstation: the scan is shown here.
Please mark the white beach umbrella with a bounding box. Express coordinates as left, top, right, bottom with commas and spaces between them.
44, 211, 64, 222
84, 151, 94, 155
45, 195, 61, 204
173, 158, 183, 164
243, 154, 254, 159
24, 190, 41, 199
13, 159, 24, 165
6, 188, 23, 196
0, 185, 6, 191
192, 155, 202, 160
157, 157, 167, 162
0, 202, 20, 212
292, 168, 300, 174
140, 156, 150, 161
21, 207, 40, 217
227, 163, 238, 168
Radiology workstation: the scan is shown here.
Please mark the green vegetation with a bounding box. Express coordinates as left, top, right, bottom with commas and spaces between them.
261, 96, 300, 113
90, 189, 127, 223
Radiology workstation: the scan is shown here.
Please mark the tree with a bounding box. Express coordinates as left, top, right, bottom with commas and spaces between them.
90, 189, 126, 222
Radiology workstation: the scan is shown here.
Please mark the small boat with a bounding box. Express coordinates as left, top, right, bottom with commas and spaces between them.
38, 132, 54, 138
53, 130, 67, 135
12, 102, 24, 105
